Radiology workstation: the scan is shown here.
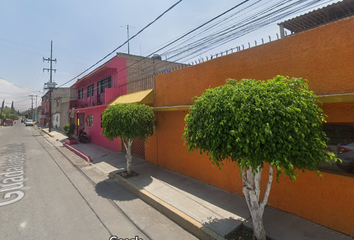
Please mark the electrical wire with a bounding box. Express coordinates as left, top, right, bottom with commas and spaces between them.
59, 0, 252, 91
58, 0, 183, 88
157, 0, 333, 64
59, 0, 337, 94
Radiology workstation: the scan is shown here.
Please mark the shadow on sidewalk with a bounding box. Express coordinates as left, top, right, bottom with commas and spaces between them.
134, 163, 249, 220
95, 177, 152, 202
202, 216, 241, 236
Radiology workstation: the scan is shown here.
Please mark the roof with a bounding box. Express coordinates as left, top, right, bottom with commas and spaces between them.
279, 0, 354, 33
70, 57, 114, 88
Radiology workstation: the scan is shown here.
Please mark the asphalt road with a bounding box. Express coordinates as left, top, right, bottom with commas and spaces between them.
0, 121, 197, 240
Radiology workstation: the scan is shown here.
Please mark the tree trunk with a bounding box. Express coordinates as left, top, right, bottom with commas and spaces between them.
242, 165, 274, 240
123, 138, 133, 175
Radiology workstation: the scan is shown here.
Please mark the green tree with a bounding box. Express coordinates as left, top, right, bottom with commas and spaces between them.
8, 114, 18, 120
2, 107, 11, 118
183, 76, 336, 240
0, 113, 5, 125
101, 103, 154, 175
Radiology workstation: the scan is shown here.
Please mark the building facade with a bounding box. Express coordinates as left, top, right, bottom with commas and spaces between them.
39, 88, 72, 130
146, 13, 354, 237
69, 53, 186, 153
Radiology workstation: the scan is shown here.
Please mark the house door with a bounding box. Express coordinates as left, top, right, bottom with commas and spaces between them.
77, 113, 85, 135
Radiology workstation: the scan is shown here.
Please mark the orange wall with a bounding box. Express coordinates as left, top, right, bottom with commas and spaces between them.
155, 16, 354, 108
146, 16, 354, 236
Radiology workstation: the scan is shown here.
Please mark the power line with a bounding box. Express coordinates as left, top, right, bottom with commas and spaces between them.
59, 0, 251, 90
0, 38, 94, 62
159, 0, 331, 63
58, 0, 183, 88
60, 0, 335, 90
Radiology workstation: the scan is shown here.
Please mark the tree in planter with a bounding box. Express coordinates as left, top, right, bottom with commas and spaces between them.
101, 103, 154, 175
183, 76, 336, 240
63, 122, 76, 140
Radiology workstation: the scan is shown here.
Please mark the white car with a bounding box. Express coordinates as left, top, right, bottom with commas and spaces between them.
25, 119, 34, 126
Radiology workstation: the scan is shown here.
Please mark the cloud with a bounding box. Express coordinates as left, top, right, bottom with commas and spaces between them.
0, 78, 37, 111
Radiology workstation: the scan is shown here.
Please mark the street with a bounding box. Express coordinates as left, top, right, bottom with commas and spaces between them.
0, 121, 197, 240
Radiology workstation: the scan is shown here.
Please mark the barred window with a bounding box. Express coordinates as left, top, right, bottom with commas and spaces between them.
97, 77, 111, 95
78, 88, 84, 99
87, 115, 93, 126
87, 84, 94, 97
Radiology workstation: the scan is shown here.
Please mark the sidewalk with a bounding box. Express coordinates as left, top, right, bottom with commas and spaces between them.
38, 126, 353, 240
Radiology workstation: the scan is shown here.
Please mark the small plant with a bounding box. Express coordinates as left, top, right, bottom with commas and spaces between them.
63, 122, 76, 140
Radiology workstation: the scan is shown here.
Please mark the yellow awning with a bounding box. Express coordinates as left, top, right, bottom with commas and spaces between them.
108, 89, 154, 107
317, 93, 354, 103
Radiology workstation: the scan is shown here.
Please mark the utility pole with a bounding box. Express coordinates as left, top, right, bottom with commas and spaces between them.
28, 95, 34, 119
35, 95, 38, 122
127, 25, 130, 54
0, 99, 4, 115
0, 99, 4, 125
43, 40, 57, 133
121, 25, 134, 54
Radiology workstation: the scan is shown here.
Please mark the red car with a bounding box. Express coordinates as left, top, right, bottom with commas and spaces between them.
4, 119, 13, 126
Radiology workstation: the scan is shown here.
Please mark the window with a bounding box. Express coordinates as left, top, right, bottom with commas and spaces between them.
97, 77, 111, 95
78, 88, 84, 99
87, 84, 94, 97
56, 100, 60, 107
319, 124, 354, 175
87, 115, 93, 126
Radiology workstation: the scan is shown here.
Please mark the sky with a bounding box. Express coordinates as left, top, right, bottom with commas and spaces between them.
0, 0, 341, 111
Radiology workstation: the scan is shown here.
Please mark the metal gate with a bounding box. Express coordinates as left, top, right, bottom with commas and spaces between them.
77, 113, 85, 135
122, 138, 145, 159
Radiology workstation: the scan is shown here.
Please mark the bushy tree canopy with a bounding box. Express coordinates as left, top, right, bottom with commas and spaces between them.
102, 103, 154, 175
183, 76, 335, 180
8, 114, 18, 120
101, 103, 154, 142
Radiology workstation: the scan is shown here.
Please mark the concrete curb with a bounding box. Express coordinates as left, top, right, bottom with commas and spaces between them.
38, 127, 54, 138
63, 142, 92, 164
109, 172, 225, 240
37, 126, 91, 164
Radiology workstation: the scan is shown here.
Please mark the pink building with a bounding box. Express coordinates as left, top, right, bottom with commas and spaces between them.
70, 55, 127, 151
39, 93, 50, 126
69, 53, 187, 154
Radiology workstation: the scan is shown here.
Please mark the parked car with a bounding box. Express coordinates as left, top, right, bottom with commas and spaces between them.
25, 119, 34, 126
4, 119, 13, 126
336, 142, 354, 172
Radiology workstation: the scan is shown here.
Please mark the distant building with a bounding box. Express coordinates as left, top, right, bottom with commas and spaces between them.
39, 88, 73, 130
